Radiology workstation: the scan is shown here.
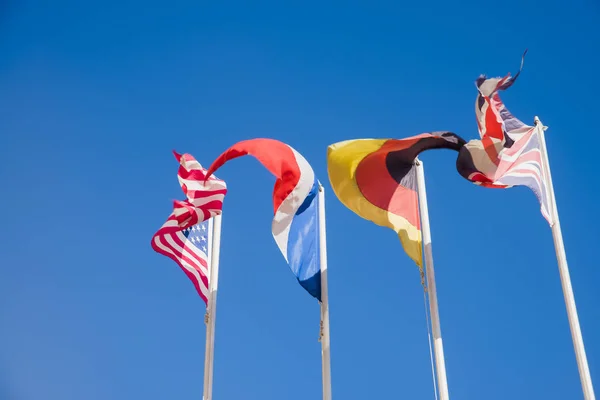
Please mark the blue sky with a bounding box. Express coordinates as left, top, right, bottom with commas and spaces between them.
1, 1, 599, 399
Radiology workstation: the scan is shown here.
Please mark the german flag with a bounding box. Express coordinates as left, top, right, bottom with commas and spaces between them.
326, 132, 465, 267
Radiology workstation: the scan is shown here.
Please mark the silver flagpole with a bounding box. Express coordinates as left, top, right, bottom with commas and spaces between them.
415, 158, 450, 400
535, 117, 596, 400
203, 214, 223, 400
318, 184, 332, 400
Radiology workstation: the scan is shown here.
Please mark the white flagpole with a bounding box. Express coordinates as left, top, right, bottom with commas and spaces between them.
203, 214, 223, 400
415, 159, 450, 400
535, 117, 596, 400
318, 184, 332, 400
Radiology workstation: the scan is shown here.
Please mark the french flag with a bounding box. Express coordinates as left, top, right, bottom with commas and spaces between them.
205, 138, 322, 301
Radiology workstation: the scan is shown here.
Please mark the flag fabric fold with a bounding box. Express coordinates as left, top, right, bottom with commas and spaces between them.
455, 51, 552, 224
327, 132, 465, 267
205, 138, 322, 301
151, 151, 228, 304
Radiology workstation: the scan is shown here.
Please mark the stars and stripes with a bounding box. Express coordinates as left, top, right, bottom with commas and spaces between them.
151, 151, 227, 304
153, 221, 211, 302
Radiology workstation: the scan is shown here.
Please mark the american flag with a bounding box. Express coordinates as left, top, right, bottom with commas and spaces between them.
459, 53, 552, 224
151, 151, 227, 304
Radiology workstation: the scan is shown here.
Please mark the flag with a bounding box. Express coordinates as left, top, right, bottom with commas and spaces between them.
205, 138, 322, 301
327, 132, 465, 267
456, 51, 552, 224
151, 151, 228, 304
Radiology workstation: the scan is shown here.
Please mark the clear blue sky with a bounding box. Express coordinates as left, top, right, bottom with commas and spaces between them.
1, 1, 599, 399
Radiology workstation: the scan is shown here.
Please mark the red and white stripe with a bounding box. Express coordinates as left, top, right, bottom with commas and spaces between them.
472, 66, 552, 225
493, 127, 552, 223
151, 152, 227, 304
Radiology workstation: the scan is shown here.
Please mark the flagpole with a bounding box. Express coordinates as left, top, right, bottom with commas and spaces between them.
535, 117, 596, 400
318, 184, 332, 400
415, 159, 450, 400
203, 214, 223, 400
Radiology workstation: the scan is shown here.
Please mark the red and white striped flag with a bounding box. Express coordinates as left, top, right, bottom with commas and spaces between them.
456, 53, 552, 224
151, 151, 227, 304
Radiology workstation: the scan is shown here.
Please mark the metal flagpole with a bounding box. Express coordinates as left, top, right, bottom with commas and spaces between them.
415, 159, 450, 400
535, 117, 596, 400
203, 214, 223, 400
318, 184, 332, 400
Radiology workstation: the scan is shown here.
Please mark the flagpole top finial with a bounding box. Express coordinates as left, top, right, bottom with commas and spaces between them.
534, 116, 548, 131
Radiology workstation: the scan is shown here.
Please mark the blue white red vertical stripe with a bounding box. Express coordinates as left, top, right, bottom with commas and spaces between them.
151, 152, 227, 304
205, 138, 322, 301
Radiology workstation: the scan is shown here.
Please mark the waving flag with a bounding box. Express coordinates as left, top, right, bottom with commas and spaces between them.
456, 51, 552, 224
205, 138, 322, 301
327, 132, 465, 267
151, 152, 228, 304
